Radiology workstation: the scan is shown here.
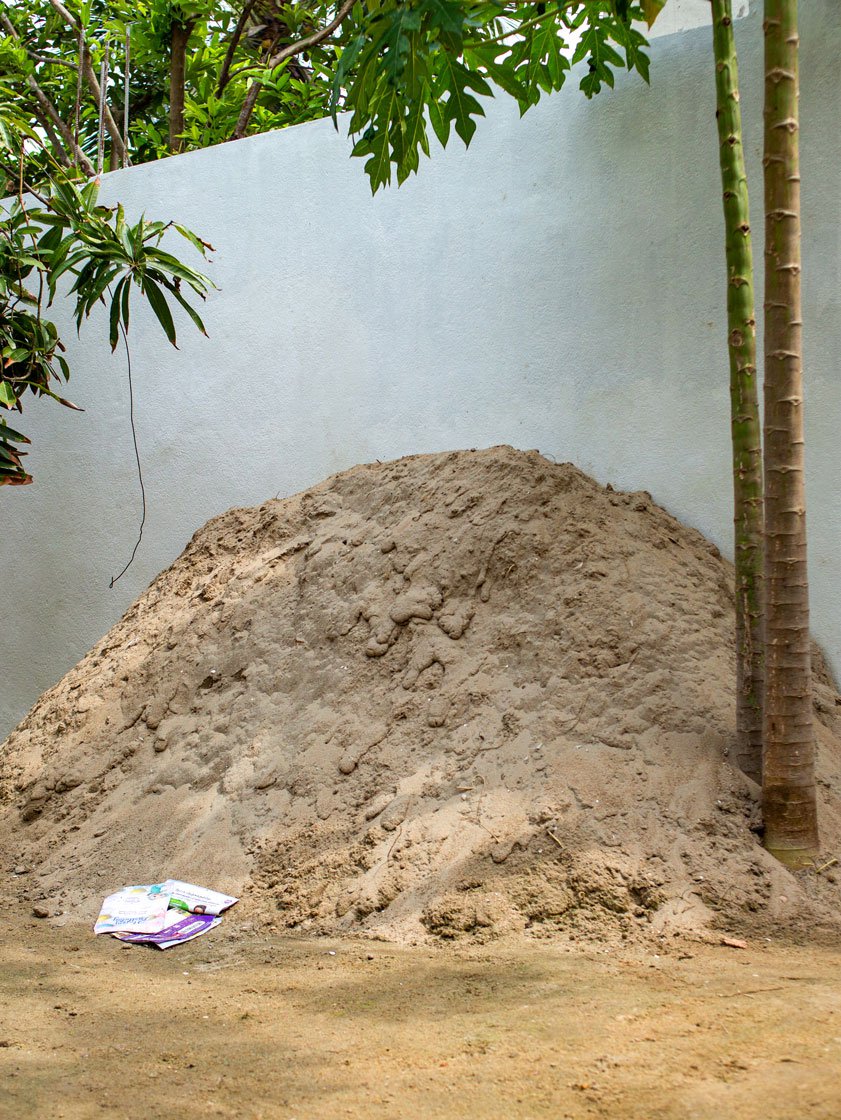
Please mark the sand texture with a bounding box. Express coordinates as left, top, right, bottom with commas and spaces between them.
2, 446, 840, 943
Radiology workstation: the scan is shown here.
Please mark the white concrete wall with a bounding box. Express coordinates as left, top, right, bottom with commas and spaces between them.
647, 0, 750, 38
2, 0, 840, 739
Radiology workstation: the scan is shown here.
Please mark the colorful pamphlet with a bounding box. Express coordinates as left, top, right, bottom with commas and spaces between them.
94, 879, 237, 949
163, 879, 238, 916
93, 884, 171, 935
112, 910, 221, 949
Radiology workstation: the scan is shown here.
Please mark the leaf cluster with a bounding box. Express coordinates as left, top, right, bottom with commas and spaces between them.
0, 104, 212, 485
2, 0, 654, 190
336, 0, 652, 191
1, 0, 346, 167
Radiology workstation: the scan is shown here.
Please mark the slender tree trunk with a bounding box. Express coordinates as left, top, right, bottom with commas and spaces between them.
169, 22, 193, 153
711, 0, 764, 783
761, 0, 818, 865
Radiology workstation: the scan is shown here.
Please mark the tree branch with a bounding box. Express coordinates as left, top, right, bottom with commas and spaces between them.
231, 78, 263, 140
265, 0, 355, 71
0, 11, 95, 176
41, 0, 80, 34
31, 107, 71, 166
45, 0, 129, 166
231, 0, 355, 139
216, 0, 258, 95
29, 53, 80, 70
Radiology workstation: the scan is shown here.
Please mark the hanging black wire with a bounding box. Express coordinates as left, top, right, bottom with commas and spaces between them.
109, 320, 146, 588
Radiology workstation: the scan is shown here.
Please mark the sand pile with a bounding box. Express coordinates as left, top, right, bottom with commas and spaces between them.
3, 446, 841, 944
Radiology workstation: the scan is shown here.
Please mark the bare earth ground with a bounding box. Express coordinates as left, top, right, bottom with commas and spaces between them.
4, 448, 841, 1117
2, 902, 841, 1120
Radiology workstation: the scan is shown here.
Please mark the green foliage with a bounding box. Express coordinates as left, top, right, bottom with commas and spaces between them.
1, 0, 347, 168
640, 0, 667, 27
336, 1, 653, 192
1, 0, 654, 190
0, 97, 212, 485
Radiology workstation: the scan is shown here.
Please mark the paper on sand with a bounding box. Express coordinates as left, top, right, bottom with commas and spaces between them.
93, 884, 171, 935
164, 879, 237, 916
94, 880, 237, 947
112, 910, 222, 948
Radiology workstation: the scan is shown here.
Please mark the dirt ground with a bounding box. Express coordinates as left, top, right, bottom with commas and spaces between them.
2, 903, 841, 1120
4, 450, 841, 1118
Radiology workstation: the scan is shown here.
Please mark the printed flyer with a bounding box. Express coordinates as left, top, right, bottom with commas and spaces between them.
93, 884, 171, 935
94, 880, 237, 947
113, 910, 221, 949
163, 880, 238, 916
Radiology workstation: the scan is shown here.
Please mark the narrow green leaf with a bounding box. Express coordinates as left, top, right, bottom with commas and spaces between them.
170, 284, 209, 338
121, 276, 131, 334
142, 279, 178, 347
109, 278, 126, 352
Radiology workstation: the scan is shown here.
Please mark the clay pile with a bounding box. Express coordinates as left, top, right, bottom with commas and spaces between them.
3, 446, 841, 944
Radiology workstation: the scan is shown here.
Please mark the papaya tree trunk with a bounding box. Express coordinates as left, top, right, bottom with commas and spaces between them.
762, 0, 818, 865
711, 0, 764, 783
169, 22, 193, 153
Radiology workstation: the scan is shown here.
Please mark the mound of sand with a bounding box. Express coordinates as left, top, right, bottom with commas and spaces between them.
3, 446, 841, 944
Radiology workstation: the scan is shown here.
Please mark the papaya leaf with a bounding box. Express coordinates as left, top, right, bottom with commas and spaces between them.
642, 0, 668, 27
